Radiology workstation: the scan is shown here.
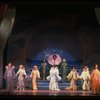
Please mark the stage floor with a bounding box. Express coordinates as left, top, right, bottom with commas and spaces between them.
0, 89, 95, 96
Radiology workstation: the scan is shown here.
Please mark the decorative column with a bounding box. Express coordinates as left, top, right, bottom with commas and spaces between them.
0, 6, 16, 88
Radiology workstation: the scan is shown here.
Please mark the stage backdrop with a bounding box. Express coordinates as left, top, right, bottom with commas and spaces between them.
5, 4, 100, 71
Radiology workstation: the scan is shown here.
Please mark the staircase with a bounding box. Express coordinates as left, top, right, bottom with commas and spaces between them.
24, 79, 81, 90
37, 80, 70, 90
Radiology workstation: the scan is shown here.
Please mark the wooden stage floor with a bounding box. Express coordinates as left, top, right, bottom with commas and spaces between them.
0, 89, 94, 96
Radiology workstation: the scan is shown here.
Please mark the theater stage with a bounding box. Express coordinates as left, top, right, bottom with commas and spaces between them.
0, 89, 93, 96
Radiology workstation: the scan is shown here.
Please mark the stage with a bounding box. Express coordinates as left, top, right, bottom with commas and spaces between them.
0, 89, 94, 96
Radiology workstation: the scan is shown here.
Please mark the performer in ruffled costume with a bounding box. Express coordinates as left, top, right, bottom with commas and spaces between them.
4, 63, 15, 92
47, 54, 62, 91
16, 65, 27, 91
47, 65, 61, 91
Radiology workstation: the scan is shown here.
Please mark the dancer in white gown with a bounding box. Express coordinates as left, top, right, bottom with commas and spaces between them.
47, 65, 61, 91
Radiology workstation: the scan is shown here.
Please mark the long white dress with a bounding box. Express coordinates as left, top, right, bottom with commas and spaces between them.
47, 67, 61, 91
80, 70, 90, 91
